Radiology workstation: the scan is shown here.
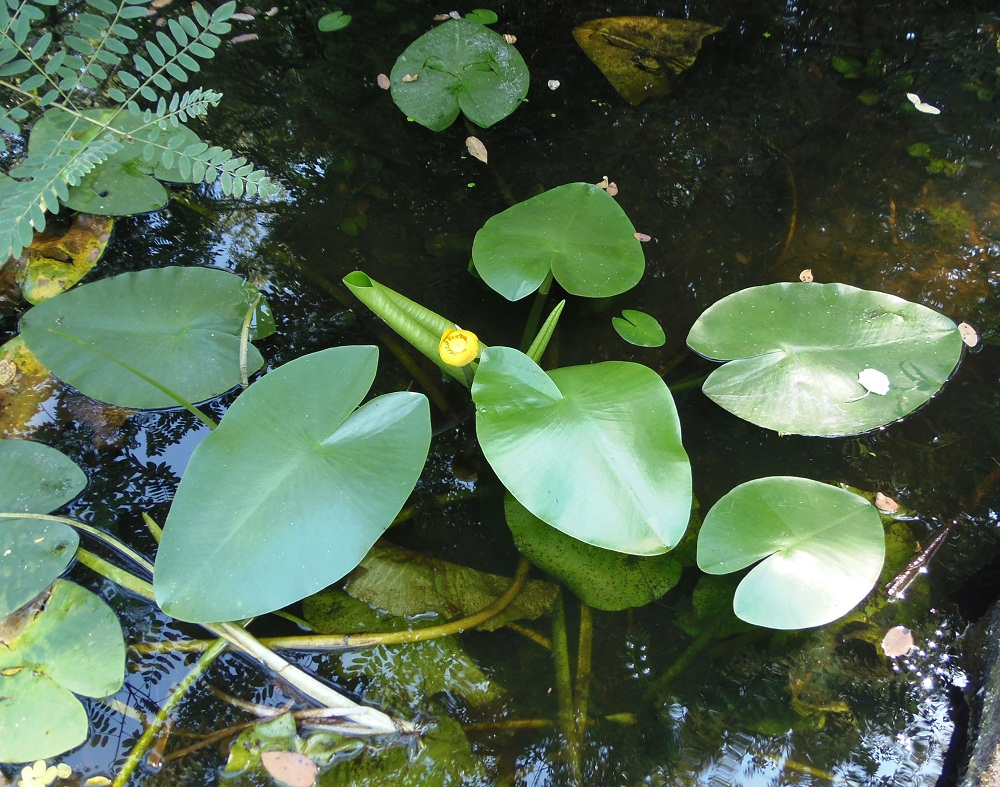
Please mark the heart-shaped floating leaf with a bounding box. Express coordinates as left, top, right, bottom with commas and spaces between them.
686, 282, 962, 436
472, 183, 645, 301
0, 440, 85, 617
473, 346, 691, 555
697, 477, 885, 629
19, 266, 274, 409
154, 346, 431, 623
0, 580, 125, 762
504, 495, 681, 610
612, 309, 665, 347
390, 19, 528, 131
29, 108, 203, 215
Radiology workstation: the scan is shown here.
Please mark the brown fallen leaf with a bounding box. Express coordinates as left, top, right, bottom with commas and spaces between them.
634, 232, 651, 242
402, 73, 419, 83
573, 17, 721, 105
606, 181, 619, 196
377, 73, 390, 90
465, 136, 488, 164
958, 321, 980, 348
503, 33, 517, 44
799, 268, 814, 282
261, 751, 318, 787
595, 176, 609, 189
433, 13, 451, 20
874, 492, 899, 514
881, 625, 914, 658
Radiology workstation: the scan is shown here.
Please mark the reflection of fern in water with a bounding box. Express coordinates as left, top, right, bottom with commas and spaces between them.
0, 0, 278, 258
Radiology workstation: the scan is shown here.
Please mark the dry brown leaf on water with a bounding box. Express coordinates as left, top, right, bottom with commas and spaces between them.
595, 175, 609, 189
377, 73, 390, 90
432, 13, 451, 20
402, 73, 419, 83
572, 17, 722, 105
261, 751, 318, 787
882, 625, 914, 657
799, 268, 814, 282
503, 33, 517, 44
958, 321, 980, 348
466, 136, 488, 163
606, 181, 619, 196
874, 491, 899, 514
634, 232, 652, 242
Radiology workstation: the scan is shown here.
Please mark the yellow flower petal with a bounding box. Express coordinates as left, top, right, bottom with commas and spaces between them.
438, 328, 480, 367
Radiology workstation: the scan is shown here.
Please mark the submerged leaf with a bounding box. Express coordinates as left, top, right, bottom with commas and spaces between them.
303, 588, 504, 707
505, 495, 681, 611
572, 17, 721, 105
343, 542, 557, 630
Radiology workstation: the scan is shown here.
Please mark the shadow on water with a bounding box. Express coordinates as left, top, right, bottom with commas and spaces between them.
3, 0, 1000, 784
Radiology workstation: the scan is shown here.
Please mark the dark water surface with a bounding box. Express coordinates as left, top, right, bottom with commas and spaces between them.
4, 0, 1000, 784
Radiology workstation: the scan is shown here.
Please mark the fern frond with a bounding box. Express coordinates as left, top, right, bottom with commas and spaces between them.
0, 135, 120, 258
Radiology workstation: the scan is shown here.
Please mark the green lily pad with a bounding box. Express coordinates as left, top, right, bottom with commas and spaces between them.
389, 19, 528, 131
342, 542, 557, 631
0, 440, 85, 617
0, 520, 78, 618
0, 438, 87, 514
465, 8, 498, 25
19, 266, 274, 409
504, 495, 681, 611
154, 346, 431, 623
472, 346, 691, 555
612, 309, 666, 347
472, 183, 645, 301
318, 10, 351, 31
28, 108, 203, 215
697, 477, 886, 629
303, 589, 504, 708
686, 282, 962, 436
0, 579, 125, 761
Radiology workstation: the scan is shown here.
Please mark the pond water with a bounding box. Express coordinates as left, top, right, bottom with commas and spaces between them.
2, 0, 1000, 784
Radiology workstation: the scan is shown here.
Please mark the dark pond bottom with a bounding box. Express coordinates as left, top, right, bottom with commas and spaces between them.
3, 0, 1000, 784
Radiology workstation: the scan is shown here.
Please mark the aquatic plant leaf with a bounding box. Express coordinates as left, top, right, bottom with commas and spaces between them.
303, 589, 504, 707
19, 266, 273, 409
154, 346, 431, 623
472, 182, 645, 301
0, 337, 60, 439
343, 271, 487, 385
686, 282, 962, 436
697, 477, 886, 629
612, 309, 665, 347
389, 19, 529, 131
342, 542, 557, 630
473, 347, 691, 555
504, 495, 681, 611
8, 213, 114, 304
318, 714, 491, 785
0, 438, 87, 515
0, 580, 125, 761
28, 108, 202, 215
572, 17, 721, 105
317, 10, 351, 31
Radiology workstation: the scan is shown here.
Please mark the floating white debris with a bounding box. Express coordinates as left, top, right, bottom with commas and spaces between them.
906, 92, 941, 115
858, 368, 890, 396
548, 79, 560, 90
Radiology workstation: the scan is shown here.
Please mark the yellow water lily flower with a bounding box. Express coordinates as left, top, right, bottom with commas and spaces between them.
439, 328, 479, 366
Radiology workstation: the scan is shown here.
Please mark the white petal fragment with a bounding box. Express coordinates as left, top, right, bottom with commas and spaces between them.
858, 368, 890, 396
958, 321, 980, 348
377, 73, 390, 90
466, 136, 488, 164
906, 92, 941, 115
548, 79, 560, 90
799, 268, 814, 282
